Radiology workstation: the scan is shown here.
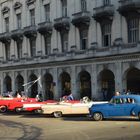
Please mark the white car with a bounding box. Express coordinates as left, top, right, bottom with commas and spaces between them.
41, 98, 107, 118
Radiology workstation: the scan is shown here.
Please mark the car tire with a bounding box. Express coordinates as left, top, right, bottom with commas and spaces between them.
93, 112, 103, 121
15, 107, 21, 113
34, 109, 42, 114
53, 111, 62, 118
0, 105, 7, 113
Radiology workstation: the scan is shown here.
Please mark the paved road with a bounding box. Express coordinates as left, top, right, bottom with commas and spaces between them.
0, 113, 140, 140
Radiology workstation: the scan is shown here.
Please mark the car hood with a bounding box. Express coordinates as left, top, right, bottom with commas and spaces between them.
91, 103, 110, 108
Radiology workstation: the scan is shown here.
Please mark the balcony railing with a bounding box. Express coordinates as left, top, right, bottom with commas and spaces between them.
23, 25, 37, 38
93, 5, 114, 22
11, 29, 23, 41
54, 17, 70, 31
72, 11, 90, 27
118, 0, 140, 16
38, 21, 53, 35
0, 32, 11, 43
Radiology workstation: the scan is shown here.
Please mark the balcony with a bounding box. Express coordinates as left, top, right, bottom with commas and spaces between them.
23, 25, 37, 38
11, 29, 23, 41
93, 5, 114, 23
72, 11, 90, 28
54, 17, 70, 32
38, 21, 53, 35
0, 32, 11, 43
118, 0, 140, 17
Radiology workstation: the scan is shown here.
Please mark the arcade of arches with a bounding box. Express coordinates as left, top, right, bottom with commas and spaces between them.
1, 67, 140, 101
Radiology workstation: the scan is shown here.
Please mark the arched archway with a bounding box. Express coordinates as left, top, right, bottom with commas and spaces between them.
60, 72, 71, 97
43, 73, 54, 100
78, 71, 91, 99
98, 69, 115, 100
4, 75, 12, 92
15, 74, 24, 92
126, 68, 140, 93
28, 74, 38, 98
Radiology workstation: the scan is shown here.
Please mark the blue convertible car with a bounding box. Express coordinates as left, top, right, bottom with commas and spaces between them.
89, 95, 140, 121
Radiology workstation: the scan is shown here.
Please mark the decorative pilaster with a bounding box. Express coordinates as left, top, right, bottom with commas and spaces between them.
53, 68, 59, 100
71, 66, 78, 99
115, 62, 123, 93
92, 64, 99, 100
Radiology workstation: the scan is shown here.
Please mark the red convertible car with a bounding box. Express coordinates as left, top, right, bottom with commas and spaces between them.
0, 97, 36, 113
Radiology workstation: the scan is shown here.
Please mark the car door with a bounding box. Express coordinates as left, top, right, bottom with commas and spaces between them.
107, 98, 125, 117
121, 97, 136, 116
71, 103, 89, 114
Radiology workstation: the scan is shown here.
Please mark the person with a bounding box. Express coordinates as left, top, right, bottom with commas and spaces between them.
67, 93, 74, 100
36, 93, 43, 102
115, 91, 120, 96
121, 89, 126, 95
126, 90, 131, 95
17, 92, 22, 98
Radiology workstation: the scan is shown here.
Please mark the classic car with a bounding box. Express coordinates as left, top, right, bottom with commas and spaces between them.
40, 98, 108, 118
89, 95, 140, 121
0, 97, 36, 113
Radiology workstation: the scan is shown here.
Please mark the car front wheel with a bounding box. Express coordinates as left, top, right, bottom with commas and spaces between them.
0, 105, 7, 113
15, 107, 22, 113
53, 111, 62, 118
93, 112, 103, 121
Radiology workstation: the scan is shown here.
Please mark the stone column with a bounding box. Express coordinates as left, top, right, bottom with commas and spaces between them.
92, 64, 99, 100
53, 68, 59, 100
24, 70, 28, 96
11, 71, 15, 93
0, 72, 3, 95
115, 62, 122, 93
71, 66, 78, 99
37, 69, 42, 94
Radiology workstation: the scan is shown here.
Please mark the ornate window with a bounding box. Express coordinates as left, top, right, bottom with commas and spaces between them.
61, 32, 68, 52
5, 17, 9, 32
102, 23, 111, 47
103, 0, 110, 6
81, 0, 87, 11
44, 35, 51, 55
80, 29, 88, 50
30, 9, 35, 25
17, 41, 22, 59
16, 13, 22, 29
5, 43, 10, 60
29, 38, 36, 57
128, 18, 139, 43
44, 4, 50, 22
61, 0, 67, 17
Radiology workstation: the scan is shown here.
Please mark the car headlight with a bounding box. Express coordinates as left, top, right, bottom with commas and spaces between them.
131, 111, 135, 116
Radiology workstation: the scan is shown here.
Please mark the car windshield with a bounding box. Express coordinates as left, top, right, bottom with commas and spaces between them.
109, 98, 123, 104
109, 98, 114, 103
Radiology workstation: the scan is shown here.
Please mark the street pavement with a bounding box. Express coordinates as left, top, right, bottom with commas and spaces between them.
0, 113, 140, 140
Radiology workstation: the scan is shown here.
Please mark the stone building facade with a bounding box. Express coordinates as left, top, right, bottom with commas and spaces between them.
0, 0, 140, 100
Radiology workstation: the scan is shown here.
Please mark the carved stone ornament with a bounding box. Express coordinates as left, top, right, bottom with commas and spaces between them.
26, 0, 36, 6
2, 7, 10, 14
14, 2, 22, 9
